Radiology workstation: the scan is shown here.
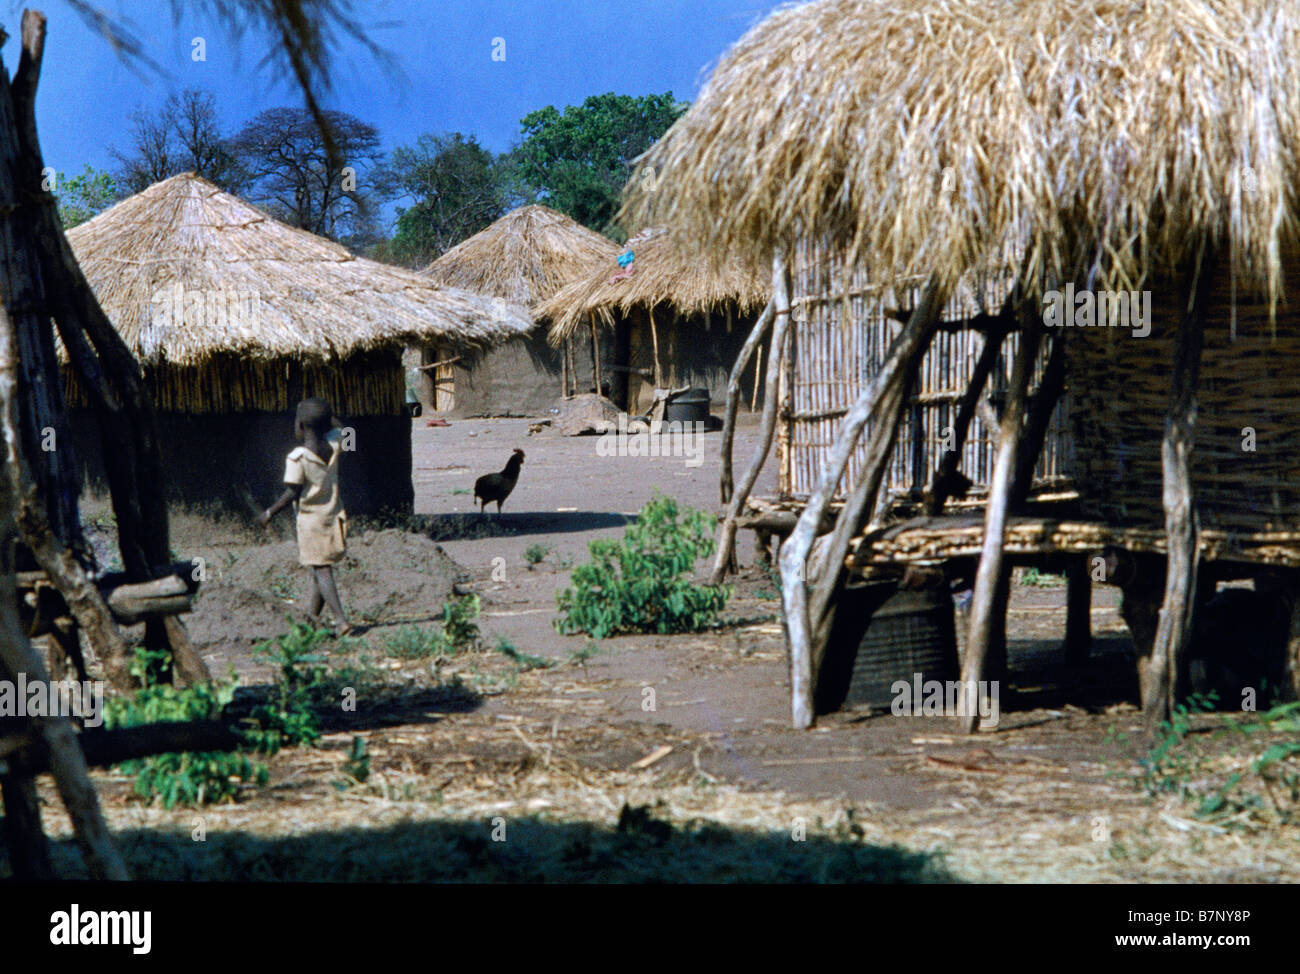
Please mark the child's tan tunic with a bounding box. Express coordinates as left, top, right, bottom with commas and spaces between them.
283, 438, 347, 567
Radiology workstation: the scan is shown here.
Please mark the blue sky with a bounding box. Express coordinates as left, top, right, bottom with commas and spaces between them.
25, 0, 783, 188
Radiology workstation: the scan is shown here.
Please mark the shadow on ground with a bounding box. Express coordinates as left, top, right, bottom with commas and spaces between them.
412, 511, 636, 541
37, 811, 958, 883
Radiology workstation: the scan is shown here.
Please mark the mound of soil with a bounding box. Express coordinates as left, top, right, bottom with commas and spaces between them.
186, 528, 467, 651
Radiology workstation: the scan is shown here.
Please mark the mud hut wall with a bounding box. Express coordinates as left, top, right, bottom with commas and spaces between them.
781, 237, 1072, 503
445, 325, 614, 417
72, 411, 413, 517
1068, 248, 1300, 534
621, 305, 765, 416
68, 349, 414, 517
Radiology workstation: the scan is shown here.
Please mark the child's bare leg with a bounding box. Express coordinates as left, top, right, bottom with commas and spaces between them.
313, 566, 350, 633
306, 569, 325, 623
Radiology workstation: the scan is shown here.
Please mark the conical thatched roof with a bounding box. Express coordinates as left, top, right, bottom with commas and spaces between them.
539, 228, 771, 342
67, 173, 534, 366
624, 0, 1300, 305
421, 204, 619, 310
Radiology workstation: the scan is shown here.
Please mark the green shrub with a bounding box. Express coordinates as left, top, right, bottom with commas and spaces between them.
105, 650, 267, 809
440, 594, 481, 651
555, 494, 730, 639
524, 543, 551, 567
383, 626, 445, 660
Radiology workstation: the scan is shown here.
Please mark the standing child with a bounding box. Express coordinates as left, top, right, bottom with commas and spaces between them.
259, 398, 353, 635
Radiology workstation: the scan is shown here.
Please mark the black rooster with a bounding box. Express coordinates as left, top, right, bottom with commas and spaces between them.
474, 449, 525, 513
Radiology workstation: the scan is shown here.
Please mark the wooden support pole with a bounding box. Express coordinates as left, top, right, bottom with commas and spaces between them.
1064, 556, 1093, 668
1011, 329, 1068, 507
590, 316, 603, 397
15, 496, 135, 690
709, 255, 790, 585
958, 307, 1043, 733
0, 308, 128, 880
782, 279, 946, 729
751, 345, 763, 413
647, 306, 663, 389
1145, 246, 1214, 730
718, 298, 776, 504
0, 771, 54, 879
925, 323, 1008, 516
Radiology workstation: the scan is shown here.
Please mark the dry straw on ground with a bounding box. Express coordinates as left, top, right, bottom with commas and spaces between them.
66, 173, 535, 366
624, 0, 1300, 307
422, 204, 619, 310
540, 227, 771, 341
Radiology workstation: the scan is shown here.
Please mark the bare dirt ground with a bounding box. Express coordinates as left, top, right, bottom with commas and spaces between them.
31, 414, 1300, 882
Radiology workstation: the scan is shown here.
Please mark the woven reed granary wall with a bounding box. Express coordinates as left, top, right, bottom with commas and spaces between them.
64, 351, 415, 516
1067, 246, 1300, 534
781, 237, 1074, 504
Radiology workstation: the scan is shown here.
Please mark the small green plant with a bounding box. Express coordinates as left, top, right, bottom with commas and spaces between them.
440, 593, 481, 651
1132, 696, 1300, 828
524, 543, 552, 567
495, 637, 556, 671
341, 735, 370, 784
1020, 567, 1065, 587
383, 626, 445, 660
568, 641, 600, 669
105, 649, 267, 809
244, 623, 330, 751
555, 494, 730, 638
262, 566, 296, 602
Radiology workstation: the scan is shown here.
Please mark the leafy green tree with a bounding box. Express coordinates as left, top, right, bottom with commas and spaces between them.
381, 132, 515, 266
514, 92, 687, 237
55, 164, 119, 228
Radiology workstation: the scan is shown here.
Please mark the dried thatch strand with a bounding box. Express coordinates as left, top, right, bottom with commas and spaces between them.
624, 0, 1300, 308
422, 204, 619, 310
65, 173, 535, 368
538, 228, 771, 343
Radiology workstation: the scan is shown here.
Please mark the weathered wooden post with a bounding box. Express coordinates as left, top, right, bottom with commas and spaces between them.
710, 255, 789, 585
782, 280, 946, 728
1145, 246, 1214, 729
957, 305, 1043, 733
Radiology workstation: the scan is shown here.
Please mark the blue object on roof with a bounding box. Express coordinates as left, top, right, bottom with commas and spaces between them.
617, 250, 635, 267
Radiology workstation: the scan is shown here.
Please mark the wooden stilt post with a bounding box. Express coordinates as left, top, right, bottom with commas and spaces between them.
1285, 575, 1300, 703
1146, 246, 1214, 730
925, 323, 1007, 516
958, 307, 1043, 733
1, 771, 55, 879
719, 299, 776, 505
589, 316, 602, 397
710, 257, 789, 585
782, 279, 946, 729
648, 307, 663, 389
1064, 556, 1093, 668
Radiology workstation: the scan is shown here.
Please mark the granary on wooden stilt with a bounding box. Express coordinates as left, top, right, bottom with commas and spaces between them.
624, 0, 1300, 729
419, 204, 618, 415
64, 173, 533, 516
538, 228, 771, 415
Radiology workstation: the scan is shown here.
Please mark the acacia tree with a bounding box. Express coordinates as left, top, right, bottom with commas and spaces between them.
230, 106, 382, 244
111, 88, 247, 194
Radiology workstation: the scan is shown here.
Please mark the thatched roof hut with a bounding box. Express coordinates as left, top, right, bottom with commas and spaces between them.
423, 204, 618, 308
418, 205, 617, 415
541, 228, 770, 339
538, 228, 771, 412
64, 172, 534, 514
627, 0, 1300, 726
